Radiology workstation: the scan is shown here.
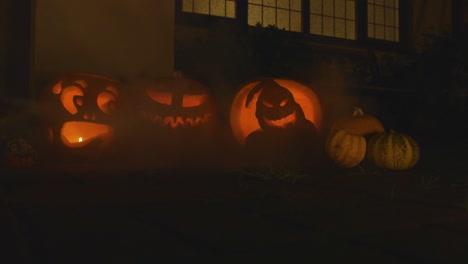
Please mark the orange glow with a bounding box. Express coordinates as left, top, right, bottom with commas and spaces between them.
146, 90, 172, 105
97, 91, 117, 114
60, 85, 84, 115
182, 94, 207, 107
230, 79, 323, 145
60, 121, 113, 148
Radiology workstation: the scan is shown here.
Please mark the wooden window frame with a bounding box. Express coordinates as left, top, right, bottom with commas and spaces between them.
175, 0, 411, 52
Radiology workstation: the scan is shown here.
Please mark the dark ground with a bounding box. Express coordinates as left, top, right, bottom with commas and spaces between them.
1, 131, 468, 264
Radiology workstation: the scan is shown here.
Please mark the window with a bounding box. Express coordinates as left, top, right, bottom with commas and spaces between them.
247, 0, 302, 32
179, 0, 403, 44
182, 0, 236, 18
367, 0, 399, 42
309, 0, 356, 40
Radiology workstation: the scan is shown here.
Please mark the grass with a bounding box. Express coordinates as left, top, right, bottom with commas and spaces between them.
238, 165, 308, 184
416, 174, 441, 191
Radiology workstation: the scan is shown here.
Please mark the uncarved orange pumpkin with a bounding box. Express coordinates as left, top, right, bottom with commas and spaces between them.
330, 107, 385, 136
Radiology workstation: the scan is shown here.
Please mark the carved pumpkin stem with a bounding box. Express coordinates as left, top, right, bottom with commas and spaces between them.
352, 107, 364, 117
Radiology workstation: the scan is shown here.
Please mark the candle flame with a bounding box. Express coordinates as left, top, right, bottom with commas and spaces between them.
78, 137, 83, 142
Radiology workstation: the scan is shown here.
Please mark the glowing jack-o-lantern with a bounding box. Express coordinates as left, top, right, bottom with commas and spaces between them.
130, 72, 218, 166
137, 72, 216, 130
43, 72, 122, 151
230, 78, 323, 145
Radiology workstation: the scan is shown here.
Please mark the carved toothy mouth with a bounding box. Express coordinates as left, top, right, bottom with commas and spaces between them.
60, 121, 113, 148
263, 110, 297, 128
143, 112, 213, 128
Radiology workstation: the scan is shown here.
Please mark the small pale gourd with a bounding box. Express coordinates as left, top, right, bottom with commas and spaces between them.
325, 129, 367, 168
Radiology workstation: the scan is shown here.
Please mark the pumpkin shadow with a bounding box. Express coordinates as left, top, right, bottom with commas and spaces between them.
124, 123, 219, 171
243, 124, 321, 170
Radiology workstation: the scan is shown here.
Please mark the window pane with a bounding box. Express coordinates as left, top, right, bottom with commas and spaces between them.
194, 0, 210, 14
395, 9, 399, 27
308, 0, 356, 40
277, 0, 289, 9
264, 0, 276, 7
346, 20, 356, 39
323, 0, 334, 16
368, 4, 374, 23
385, 0, 395, 7
368, 24, 375, 38
368, 0, 399, 42
248, 0, 303, 32
291, 11, 302, 32
385, 7, 394, 26
248, 0, 262, 4
277, 9, 290, 30
335, 0, 345, 18
291, 0, 302, 11
310, 0, 322, 14
323, 17, 334, 36
346, 0, 355, 20
375, 25, 385, 39
375, 5, 384, 24
226, 1, 236, 18
263, 6, 276, 26
335, 18, 346, 38
211, 0, 225, 16
248, 4, 262, 25
182, 0, 193, 12
310, 14, 322, 34
385, 27, 395, 41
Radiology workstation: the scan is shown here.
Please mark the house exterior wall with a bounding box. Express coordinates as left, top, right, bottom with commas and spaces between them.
33, 0, 174, 95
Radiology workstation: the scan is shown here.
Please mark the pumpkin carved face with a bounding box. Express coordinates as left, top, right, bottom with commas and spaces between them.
251, 79, 299, 129
45, 73, 122, 149
230, 78, 323, 145
140, 74, 215, 129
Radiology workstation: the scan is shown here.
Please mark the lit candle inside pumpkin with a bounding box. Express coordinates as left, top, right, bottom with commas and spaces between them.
60, 121, 113, 148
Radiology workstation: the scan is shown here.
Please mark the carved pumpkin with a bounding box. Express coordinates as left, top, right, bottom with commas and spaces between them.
230, 78, 322, 145
330, 107, 385, 137
3, 137, 37, 168
229, 78, 323, 169
325, 129, 366, 168
129, 72, 217, 167
367, 130, 420, 170
42, 72, 123, 154
137, 72, 216, 131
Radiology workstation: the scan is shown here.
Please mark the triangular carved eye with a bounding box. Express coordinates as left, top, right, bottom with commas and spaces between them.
182, 94, 207, 107
60, 85, 84, 115
262, 100, 274, 108
146, 90, 172, 105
